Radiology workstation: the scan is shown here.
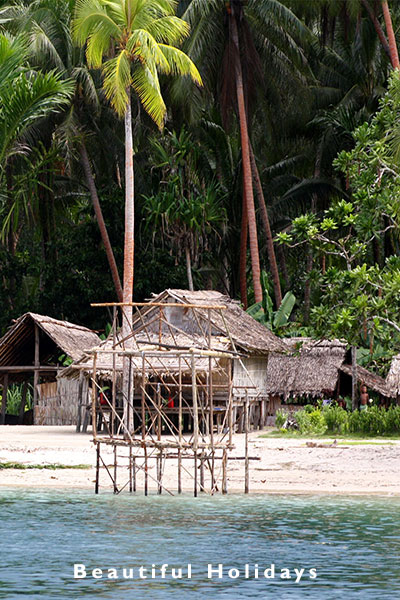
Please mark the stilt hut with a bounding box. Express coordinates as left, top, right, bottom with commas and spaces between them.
61, 289, 288, 432
265, 338, 393, 419
0, 313, 100, 425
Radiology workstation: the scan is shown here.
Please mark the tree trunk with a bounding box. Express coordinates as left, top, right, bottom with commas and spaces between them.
122, 89, 135, 433
249, 145, 282, 307
230, 13, 262, 304
185, 242, 194, 291
382, 0, 400, 68
351, 345, 358, 411
239, 182, 248, 309
80, 141, 123, 302
361, 0, 391, 60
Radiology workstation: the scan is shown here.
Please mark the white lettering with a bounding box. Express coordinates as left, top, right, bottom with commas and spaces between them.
107, 568, 118, 579
122, 568, 134, 579
171, 568, 182, 579
92, 568, 102, 579
228, 568, 240, 579
309, 568, 317, 579
264, 564, 275, 579
208, 563, 223, 579
294, 568, 304, 583
74, 564, 87, 579
187, 564, 192, 579
160, 564, 168, 578
280, 568, 291, 580
139, 567, 147, 579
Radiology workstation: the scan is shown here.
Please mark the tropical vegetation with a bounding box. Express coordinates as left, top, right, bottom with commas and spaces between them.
1, 0, 400, 382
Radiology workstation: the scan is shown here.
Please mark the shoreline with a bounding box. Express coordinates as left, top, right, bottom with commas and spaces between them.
1, 425, 399, 496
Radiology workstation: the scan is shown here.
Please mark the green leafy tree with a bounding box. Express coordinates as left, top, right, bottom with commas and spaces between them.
73, 0, 201, 430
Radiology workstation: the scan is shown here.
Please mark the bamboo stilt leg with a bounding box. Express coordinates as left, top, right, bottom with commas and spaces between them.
178, 449, 182, 494
158, 450, 162, 494
133, 456, 136, 492
144, 447, 148, 496
222, 449, 227, 494
95, 443, 100, 494
113, 445, 118, 494
194, 451, 198, 498
129, 446, 133, 493
200, 452, 205, 492
245, 395, 249, 494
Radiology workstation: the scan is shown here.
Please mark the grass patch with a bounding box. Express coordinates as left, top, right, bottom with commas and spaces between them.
0, 462, 91, 470
259, 430, 400, 442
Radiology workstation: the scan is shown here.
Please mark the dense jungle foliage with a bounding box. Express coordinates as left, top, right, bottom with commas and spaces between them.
1, 0, 400, 375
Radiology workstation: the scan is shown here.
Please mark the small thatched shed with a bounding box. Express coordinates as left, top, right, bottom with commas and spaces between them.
266, 338, 347, 406
386, 354, 400, 398
265, 338, 394, 417
0, 313, 100, 425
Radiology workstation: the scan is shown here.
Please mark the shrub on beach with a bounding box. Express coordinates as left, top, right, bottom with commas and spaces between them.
276, 404, 400, 436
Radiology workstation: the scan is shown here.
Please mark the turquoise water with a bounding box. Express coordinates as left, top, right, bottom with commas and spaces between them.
0, 490, 399, 599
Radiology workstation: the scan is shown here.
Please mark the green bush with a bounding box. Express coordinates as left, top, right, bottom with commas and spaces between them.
275, 409, 288, 429
295, 408, 327, 435
322, 405, 349, 434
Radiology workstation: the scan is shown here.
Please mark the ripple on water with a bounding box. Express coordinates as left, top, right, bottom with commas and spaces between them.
0, 490, 399, 599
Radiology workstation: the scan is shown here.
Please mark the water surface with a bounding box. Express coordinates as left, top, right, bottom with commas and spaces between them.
0, 489, 399, 599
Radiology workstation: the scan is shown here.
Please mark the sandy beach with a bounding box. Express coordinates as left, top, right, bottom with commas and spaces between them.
0, 426, 399, 495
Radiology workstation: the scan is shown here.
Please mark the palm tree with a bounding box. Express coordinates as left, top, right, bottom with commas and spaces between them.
180, 0, 311, 307
1, 0, 124, 301
73, 0, 201, 430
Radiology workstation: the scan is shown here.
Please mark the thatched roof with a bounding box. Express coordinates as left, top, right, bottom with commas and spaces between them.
0, 312, 101, 366
339, 364, 393, 398
266, 338, 347, 399
386, 354, 400, 395
60, 332, 229, 380
135, 289, 287, 355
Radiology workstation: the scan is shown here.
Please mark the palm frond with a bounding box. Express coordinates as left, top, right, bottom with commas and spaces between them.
131, 63, 166, 128
102, 50, 132, 116
158, 43, 202, 85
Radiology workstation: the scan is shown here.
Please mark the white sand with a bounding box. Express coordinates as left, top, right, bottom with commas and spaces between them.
0, 426, 399, 495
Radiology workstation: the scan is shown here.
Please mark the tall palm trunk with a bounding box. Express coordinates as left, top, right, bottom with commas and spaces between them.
249, 145, 282, 307
80, 141, 123, 302
361, 0, 391, 60
230, 12, 263, 304
185, 241, 194, 291
382, 0, 400, 69
239, 182, 248, 309
122, 89, 134, 433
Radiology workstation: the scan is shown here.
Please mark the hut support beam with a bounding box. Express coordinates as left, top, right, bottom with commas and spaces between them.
1, 374, 8, 425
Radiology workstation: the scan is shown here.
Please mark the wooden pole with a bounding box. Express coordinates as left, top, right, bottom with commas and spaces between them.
178, 356, 182, 494
0, 374, 8, 425
228, 360, 233, 446
157, 383, 161, 441
144, 446, 148, 496
92, 352, 98, 439
158, 450, 163, 494
194, 450, 198, 497
95, 442, 100, 494
192, 352, 198, 452
244, 393, 249, 494
222, 449, 227, 494
18, 380, 27, 424
129, 445, 133, 493
200, 452, 205, 492
352, 345, 358, 411
111, 306, 117, 436
133, 456, 136, 492
113, 444, 118, 494
33, 323, 40, 421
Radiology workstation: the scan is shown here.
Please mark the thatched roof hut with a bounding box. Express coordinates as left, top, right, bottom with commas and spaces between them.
386, 354, 400, 396
62, 289, 287, 381
0, 313, 100, 425
266, 338, 347, 399
135, 289, 288, 354
339, 364, 392, 398
0, 312, 100, 371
